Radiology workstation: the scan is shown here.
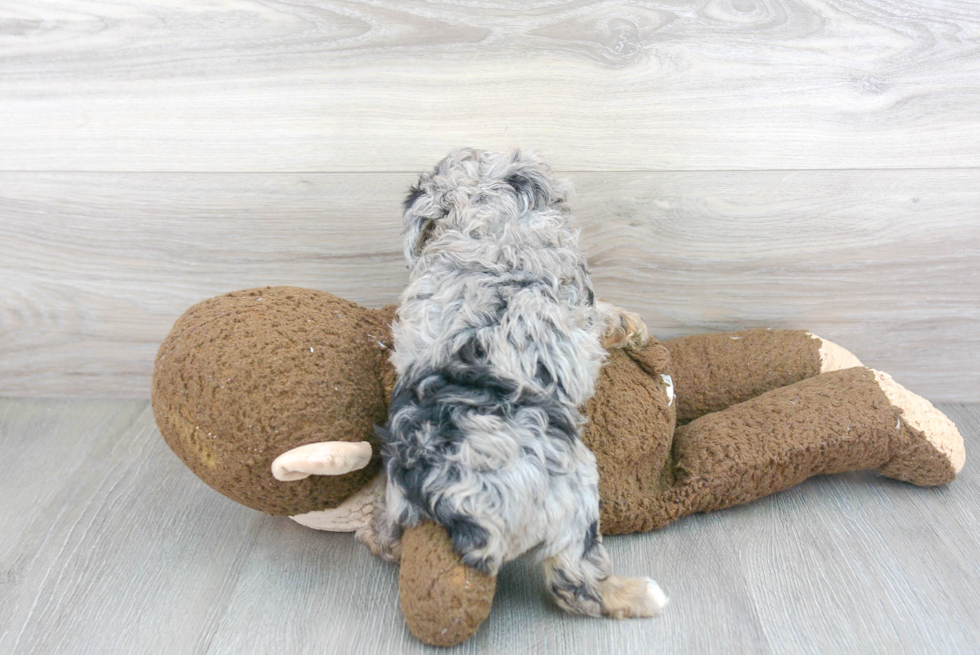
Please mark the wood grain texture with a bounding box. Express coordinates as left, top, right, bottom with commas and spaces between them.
1, 399, 978, 653
0, 400, 267, 655
1, 0, 979, 171
2, 169, 977, 400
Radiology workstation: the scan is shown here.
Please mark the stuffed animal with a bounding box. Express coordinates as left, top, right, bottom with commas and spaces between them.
152, 286, 965, 646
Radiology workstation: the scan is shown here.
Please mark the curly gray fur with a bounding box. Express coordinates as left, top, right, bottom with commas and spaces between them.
372, 148, 666, 618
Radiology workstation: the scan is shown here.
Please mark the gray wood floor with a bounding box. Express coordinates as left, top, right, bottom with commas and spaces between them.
2, 399, 978, 654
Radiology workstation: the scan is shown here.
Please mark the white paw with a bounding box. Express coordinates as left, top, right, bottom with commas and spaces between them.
645, 578, 669, 613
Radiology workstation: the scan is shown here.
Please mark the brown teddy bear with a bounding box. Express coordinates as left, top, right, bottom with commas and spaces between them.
152, 286, 965, 647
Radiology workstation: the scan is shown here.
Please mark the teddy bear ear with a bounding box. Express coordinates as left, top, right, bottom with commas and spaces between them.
271, 441, 373, 481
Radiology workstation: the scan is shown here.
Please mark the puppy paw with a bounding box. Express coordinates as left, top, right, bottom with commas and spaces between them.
356, 524, 402, 562
599, 575, 668, 619
599, 305, 650, 351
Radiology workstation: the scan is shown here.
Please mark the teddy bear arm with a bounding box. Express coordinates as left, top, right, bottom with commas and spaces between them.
289, 471, 386, 532
397, 522, 497, 647
664, 329, 862, 424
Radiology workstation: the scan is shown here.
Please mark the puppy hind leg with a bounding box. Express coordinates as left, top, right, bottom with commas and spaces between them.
543, 526, 667, 619
595, 571, 668, 619
358, 483, 412, 562
594, 300, 650, 351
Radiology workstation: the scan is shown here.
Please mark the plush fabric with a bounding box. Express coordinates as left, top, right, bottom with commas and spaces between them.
153, 287, 964, 647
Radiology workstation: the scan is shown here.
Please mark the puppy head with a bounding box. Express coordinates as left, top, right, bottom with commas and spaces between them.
402, 148, 571, 265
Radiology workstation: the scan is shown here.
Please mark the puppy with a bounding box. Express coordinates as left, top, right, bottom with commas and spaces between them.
368, 148, 666, 619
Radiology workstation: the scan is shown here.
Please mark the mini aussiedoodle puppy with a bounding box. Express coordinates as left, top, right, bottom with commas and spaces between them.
366, 147, 667, 619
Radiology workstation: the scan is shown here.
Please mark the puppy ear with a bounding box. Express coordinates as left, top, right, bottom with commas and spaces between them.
403, 183, 425, 215
402, 183, 439, 264
503, 153, 569, 213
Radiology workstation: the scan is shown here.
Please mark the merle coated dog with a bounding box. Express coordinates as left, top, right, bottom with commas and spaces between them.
366, 147, 666, 619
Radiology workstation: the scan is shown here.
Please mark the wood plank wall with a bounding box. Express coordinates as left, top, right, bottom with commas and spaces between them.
1, 1, 978, 400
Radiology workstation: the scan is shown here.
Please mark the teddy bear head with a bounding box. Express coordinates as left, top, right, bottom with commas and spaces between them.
152, 287, 397, 518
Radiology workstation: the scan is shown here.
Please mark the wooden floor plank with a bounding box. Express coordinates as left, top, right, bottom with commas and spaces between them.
935, 405, 980, 543
0, 402, 265, 655
2, 169, 977, 401
2, 1, 979, 172
0, 400, 145, 558
0, 399, 149, 651
199, 518, 418, 655
2, 400, 977, 653
200, 515, 765, 654
720, 404, 980, 654
723, 475, 980, 653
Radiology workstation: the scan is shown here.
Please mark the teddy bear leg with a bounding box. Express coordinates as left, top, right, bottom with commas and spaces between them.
664, 329, 863, 424
661, 367, 964, 522
398, 522, 497, 647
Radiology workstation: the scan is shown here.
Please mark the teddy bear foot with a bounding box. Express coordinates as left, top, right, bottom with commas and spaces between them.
873, 370, 966, 486
807, 332, 864, 372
